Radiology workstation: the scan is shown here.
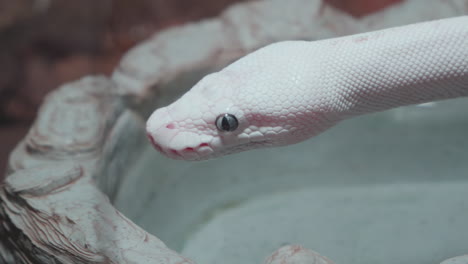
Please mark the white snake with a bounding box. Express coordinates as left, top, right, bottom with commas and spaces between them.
146, 16, 468, 161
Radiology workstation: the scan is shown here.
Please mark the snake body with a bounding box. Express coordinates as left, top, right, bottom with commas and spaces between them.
146, 16, 468, 160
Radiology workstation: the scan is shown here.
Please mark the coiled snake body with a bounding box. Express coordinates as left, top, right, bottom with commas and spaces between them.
147, 16, 468, 160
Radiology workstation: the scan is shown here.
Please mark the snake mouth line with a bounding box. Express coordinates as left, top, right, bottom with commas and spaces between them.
147, 131, 273, 160
146, 132, 212, 159
146, 133, 163, 152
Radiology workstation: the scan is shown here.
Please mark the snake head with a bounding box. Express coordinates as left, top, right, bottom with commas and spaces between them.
146, 71, 262, 160
146, 42, 337, 160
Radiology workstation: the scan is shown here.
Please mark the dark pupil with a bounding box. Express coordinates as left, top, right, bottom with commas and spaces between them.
217, 114, 238, 132
221, 117, 231, 131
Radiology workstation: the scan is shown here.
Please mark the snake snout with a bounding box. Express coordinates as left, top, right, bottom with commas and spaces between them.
146, 132, 187, 159
146, 132, 163, 152
146, 107, 216, 160
146, 130, 213, 160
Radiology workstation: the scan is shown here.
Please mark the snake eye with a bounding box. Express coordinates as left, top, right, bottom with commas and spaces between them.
216, 114, 238, 132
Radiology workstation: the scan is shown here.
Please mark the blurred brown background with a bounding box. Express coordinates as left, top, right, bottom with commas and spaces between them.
0, 0, 401, 176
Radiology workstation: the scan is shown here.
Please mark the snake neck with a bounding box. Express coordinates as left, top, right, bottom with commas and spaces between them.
318, 16, 468, 119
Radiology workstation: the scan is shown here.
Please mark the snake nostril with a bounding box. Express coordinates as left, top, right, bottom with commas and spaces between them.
184, 147, 195, 152
166, 123, 175, 129
198, 143, 209, 148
